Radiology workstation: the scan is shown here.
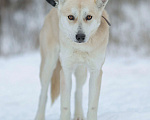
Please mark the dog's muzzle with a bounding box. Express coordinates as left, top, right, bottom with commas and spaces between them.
75, 33, 86, 43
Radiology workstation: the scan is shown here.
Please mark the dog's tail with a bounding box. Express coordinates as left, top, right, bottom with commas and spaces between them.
51, 59, 61, 105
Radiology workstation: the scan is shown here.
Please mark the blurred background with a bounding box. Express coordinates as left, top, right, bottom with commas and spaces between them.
0, 0, 150, 120
0, 0, 150, 56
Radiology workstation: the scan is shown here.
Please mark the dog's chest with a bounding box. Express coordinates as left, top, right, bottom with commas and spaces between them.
72, 50, 89, 63
60, 48, 88, 63
60, 46, 105, 70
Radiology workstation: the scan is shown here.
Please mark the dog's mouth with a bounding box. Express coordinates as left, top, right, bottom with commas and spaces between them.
74, 40, 86, 44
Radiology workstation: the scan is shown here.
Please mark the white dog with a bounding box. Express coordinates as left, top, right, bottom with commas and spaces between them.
35, 0, 110, 120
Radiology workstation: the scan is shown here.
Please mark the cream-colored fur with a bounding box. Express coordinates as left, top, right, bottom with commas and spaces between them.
35, 0, 110, 120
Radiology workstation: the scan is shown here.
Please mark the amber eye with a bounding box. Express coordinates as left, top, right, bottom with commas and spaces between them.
86, 15, 92, 21
68, 15, 75, 20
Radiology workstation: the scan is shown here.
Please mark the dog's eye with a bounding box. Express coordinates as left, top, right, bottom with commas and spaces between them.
68, 15, 75, 20
86, 15, 92, 21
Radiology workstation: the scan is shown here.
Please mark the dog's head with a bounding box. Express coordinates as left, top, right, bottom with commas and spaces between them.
46, 0, 109, 43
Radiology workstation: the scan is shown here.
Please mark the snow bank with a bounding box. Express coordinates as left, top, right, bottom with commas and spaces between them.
0, 53, 150, 120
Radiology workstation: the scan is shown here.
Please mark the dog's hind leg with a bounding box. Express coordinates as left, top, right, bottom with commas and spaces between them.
35, 8, 60, 120
35, 45, 59, 120
74, 66, 87, 120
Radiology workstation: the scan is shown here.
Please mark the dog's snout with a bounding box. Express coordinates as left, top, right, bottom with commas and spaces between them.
76, 34, 85, 43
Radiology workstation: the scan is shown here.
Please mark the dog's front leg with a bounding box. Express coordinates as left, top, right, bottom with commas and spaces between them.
87, 69, 102, 120
60, 68, 72, 120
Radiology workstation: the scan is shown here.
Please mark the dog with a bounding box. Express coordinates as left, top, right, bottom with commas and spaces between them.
35, 0, 110, 120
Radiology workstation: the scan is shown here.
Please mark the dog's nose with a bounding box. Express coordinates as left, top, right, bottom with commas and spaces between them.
76, 34, 85, 43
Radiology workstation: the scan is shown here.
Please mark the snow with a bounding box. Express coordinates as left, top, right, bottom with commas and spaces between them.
0, 53, 150, 120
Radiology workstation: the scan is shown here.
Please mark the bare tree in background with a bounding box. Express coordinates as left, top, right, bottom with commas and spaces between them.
107, 0, 150, 55
0, 0, 10, 54
0, 0, 51, 56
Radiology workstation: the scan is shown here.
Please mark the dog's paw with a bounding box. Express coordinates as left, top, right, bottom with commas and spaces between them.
34, 114, 45, 120
35, 117, 44, 120
74, 115, 85, 120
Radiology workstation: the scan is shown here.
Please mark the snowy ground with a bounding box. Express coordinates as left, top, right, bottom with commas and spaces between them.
0, 53, 150, 120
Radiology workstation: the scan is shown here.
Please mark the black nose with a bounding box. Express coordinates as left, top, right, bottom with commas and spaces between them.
76, 34, 85, 43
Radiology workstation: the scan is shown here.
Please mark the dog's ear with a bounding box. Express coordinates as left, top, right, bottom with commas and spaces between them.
96, 0, 109, 9
46, 0, 65, 7
46, 0, 58, 7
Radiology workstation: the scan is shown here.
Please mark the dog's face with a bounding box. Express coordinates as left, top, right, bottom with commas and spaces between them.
47, 0, 109, 43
